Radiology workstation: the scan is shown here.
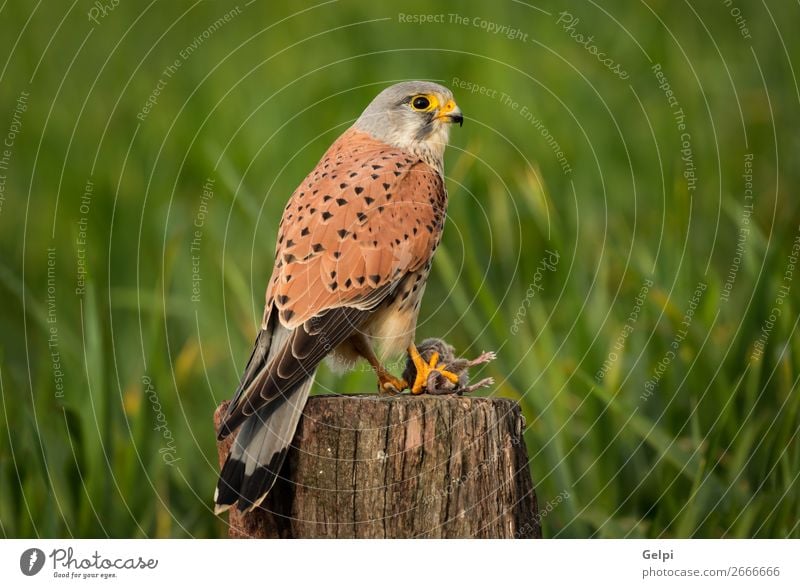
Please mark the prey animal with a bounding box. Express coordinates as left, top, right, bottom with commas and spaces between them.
402, 337, 496, 395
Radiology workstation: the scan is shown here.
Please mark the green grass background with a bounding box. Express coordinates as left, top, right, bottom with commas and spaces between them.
1, 0, 798, 538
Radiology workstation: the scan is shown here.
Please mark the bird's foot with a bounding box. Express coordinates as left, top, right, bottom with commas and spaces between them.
378, 374, 407, 396
408, 344, 459, 394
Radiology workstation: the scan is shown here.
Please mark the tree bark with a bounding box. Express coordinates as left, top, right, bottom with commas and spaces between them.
214, 394, 540, 538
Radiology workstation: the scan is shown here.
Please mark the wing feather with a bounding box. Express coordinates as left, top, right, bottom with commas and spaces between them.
219, 128, 447, 439
268, 129, 446, 328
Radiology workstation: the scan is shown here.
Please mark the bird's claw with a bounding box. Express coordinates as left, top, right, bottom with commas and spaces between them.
408, 344, 459, 394
378, 375, 407, 396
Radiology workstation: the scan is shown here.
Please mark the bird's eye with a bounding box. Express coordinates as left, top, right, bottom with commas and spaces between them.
411, 95, 431, 111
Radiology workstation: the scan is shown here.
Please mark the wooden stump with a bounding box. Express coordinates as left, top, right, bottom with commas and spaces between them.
214, 394, 540, 538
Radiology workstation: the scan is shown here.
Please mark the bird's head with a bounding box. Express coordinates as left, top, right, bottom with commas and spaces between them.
353, 81, 463, 168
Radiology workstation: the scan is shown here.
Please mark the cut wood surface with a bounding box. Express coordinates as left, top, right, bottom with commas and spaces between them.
214, 394, 540, 538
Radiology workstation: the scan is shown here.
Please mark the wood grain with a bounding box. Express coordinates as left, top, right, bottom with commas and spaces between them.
215, 394, 540, 538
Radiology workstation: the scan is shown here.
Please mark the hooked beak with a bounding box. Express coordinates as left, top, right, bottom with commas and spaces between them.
435, 99, 463, 127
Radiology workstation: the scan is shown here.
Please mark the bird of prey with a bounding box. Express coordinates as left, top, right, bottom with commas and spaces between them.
214, 81, 463, 513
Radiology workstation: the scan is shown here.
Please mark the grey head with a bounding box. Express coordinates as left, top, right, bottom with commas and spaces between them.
353, 81, 463, 171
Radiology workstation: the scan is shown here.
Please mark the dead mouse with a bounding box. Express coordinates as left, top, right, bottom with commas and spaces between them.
403, 337, 496, 395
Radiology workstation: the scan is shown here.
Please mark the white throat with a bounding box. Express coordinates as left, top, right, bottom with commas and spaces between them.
380, 123, 450, 175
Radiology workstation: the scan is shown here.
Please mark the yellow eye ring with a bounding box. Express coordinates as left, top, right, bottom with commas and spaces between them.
410, 94, 438, 111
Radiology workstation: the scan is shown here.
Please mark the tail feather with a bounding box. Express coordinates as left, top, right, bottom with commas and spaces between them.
214, 455, 245, 509
214, 321, 314, 513
215, 374, 314, 513
215, 306, 370, 512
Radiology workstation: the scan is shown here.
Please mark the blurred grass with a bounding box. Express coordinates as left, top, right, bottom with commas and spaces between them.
0, 0, 798, 538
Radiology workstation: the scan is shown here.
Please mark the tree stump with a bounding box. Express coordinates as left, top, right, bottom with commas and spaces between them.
214, 394, 540, 538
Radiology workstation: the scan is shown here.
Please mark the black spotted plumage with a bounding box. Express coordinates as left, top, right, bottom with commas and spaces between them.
215, 82, 460, 514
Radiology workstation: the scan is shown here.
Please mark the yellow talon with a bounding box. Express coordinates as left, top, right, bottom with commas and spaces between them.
407, 344, 460, 393
437, 366, 460, 384
379, 374, 407, 395
408, 344, 429, 394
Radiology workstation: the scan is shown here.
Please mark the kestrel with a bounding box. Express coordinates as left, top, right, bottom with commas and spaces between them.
215, 81, 463, 513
